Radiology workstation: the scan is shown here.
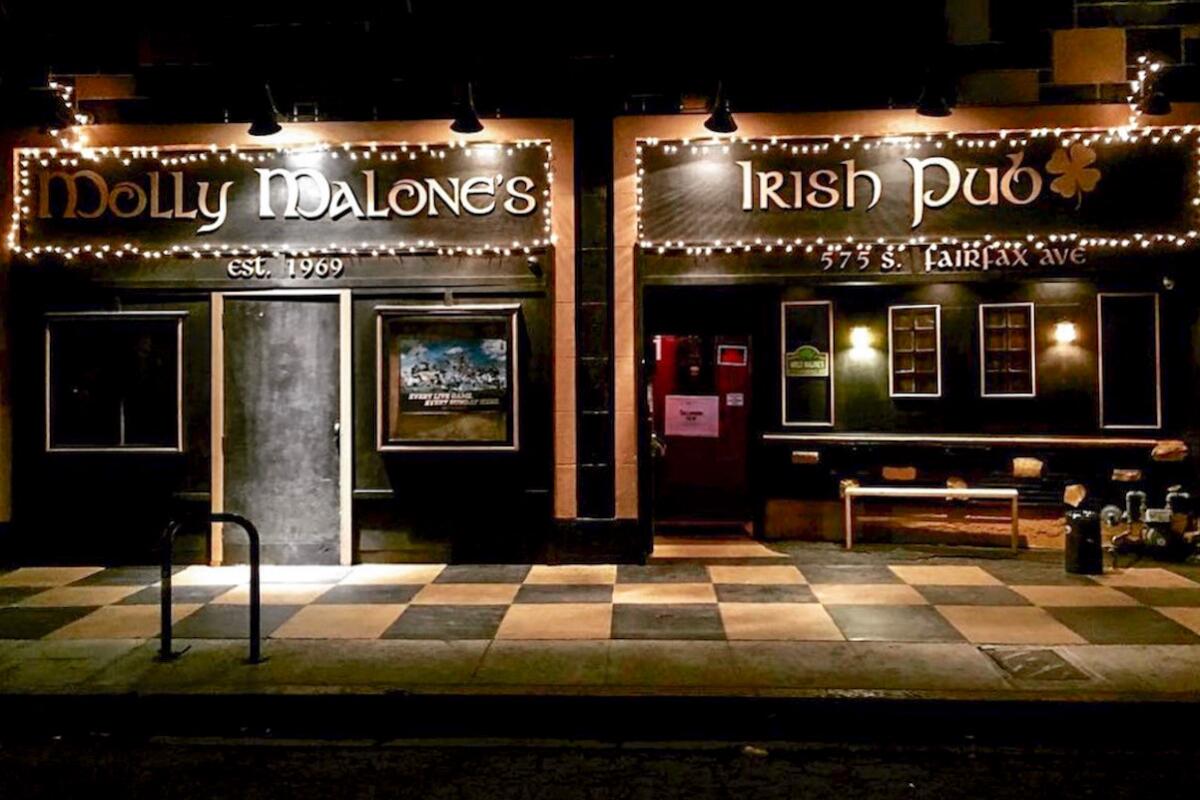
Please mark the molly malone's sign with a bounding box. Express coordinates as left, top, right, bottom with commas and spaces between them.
14, 141, 552, 257
637, 129, 1198, 262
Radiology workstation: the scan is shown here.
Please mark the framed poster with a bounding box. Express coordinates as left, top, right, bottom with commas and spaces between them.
781, 301, 834, 426
376, 305, 520, 451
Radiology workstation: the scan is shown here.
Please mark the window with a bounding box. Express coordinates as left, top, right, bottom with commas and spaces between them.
888, 305, 940, 397
45, 312, 184, 452
1098, 293, 1161, 429
780, 300, 834, 426
377, 305, 520, 451
979, 303, 1036, 397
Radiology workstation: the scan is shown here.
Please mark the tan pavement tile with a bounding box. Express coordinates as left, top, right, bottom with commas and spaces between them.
168, 566, 249, 586
889, 565, 1003, 586
0, 567, 103, 587
47, 604, 202, 640
810, 584, 927, 605
937, 605, 1086, 645
708, 565, 805, 585
653, 543, 781, 559
19, 586, 142, 607
719, 603, 844, 641
1157, 607, 1200, 636
1091, 568, 1199, 589
211, 584, 332, 605
271, 605, 405, 639
1012, 585, 1139, 607
612, 583, 717, 604
410, 583, 519, 605
524, 565, 617, 585
340, 564, 445, 585
496, 604, 612, 640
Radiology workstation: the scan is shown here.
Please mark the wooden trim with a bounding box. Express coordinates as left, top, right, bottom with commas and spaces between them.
338, 290, 353, 565
43, 311, 187, 454
780, 300, 835, 427
978, 302, 1037, 399
763, 431, 1158, 448
887, 304, 942, 398
210, 293, 224, 565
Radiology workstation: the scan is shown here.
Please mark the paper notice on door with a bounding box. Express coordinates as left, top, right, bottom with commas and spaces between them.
664, 395, 720, 438
726, 393, 745, 407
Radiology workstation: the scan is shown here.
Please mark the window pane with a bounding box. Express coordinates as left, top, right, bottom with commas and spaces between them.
980, 304, 1034, 396
48, 317, 180, 449
890, 306, 939, 396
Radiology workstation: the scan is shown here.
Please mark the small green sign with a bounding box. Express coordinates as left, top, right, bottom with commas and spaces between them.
786, 344, 829, 378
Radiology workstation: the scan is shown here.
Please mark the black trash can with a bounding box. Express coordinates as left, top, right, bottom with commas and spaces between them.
1064, 508, 1103, 575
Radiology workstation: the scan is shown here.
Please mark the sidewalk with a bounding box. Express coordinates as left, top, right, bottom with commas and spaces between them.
3, 541, 1200, 704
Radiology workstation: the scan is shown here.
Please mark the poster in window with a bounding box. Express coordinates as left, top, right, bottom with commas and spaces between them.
781, 301, 834, 426
378, 307, 519, 450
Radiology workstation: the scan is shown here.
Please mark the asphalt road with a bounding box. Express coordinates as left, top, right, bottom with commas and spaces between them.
0, 734, 1195, 799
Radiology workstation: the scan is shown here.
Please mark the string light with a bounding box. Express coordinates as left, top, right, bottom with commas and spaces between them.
634, 126, 1200, 257
8, 140, 556, 260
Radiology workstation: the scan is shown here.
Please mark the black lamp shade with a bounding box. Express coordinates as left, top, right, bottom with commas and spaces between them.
248, 84, 282, 137
451, 83, 484, 134
916, 85, 952, 117
1140, 90, 1172, 116
704, 84, 737, 134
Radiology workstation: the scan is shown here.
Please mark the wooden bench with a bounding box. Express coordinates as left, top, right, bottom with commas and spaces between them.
842, 486, 1020, 551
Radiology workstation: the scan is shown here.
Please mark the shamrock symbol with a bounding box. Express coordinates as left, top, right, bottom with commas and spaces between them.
1046, 143, 1101, 209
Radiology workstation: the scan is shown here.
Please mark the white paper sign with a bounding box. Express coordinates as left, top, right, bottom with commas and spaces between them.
726, 393, 744, 407
664, 395, 720, 438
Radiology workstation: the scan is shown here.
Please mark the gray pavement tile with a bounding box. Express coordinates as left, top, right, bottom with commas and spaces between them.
242, 640, 488, 685
69, 567, 178, 586
312, 584, 422, 604
434, 565, 531, 584
826, 606, 966, 642
606, 640, 740, 687
611, 604, 725, 640
0, 639, 145, 690
1046, 607, 1200, 645
914, 585, 1031, 606
382, 605, 507, 640
979, 561, 1097, 586
168, 604, 301, 639
713, 584, 816, 603
0, 606, 98, 640
474, 641, 609, 685
514, 585, 613, 604
1061, 644, 1200, 692
616, 564, 711, 584
85, 640, 255, 692
798, 565, 903, 585
117, 586, 230, 605
1114, 587, 1200, 607
0, 588, 44, 606
729, 642, 1009, 691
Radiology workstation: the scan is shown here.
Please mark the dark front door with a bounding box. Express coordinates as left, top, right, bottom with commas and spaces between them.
223, 296, 340, 564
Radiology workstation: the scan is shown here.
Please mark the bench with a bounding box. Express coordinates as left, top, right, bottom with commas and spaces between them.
842, 486, 1020, 551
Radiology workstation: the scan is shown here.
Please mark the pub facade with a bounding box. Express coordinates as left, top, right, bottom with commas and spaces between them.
614, 106, 1200, 549
2, 119, 577, 565
2, 104, 1200, 565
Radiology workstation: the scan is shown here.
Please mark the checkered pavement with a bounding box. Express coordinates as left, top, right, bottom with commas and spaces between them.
2, 556, 1200, 645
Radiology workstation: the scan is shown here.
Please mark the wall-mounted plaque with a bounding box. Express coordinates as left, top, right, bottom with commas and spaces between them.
377, 305, 520, 451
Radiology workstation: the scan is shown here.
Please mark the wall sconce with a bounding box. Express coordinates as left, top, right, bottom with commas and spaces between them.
1053, 320, 1078, 345
850, 326, 874, 351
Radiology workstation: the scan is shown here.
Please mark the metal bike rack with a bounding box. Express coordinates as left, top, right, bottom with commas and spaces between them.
159, 512, 264, 664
